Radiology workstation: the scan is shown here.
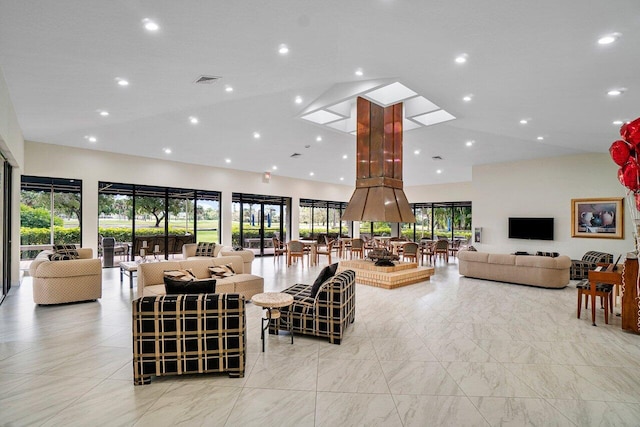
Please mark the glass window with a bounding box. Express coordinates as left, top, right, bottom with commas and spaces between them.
21, 176, 82, 261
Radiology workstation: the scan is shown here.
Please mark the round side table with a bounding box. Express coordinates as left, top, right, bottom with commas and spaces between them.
252, 292, 294, 352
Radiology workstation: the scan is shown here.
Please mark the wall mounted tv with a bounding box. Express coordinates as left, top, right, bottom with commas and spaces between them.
508, 217, 554, 241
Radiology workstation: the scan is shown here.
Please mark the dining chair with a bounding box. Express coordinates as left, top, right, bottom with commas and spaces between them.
434, 239, 449, 262
401, 242, 419, 263
350, 238, 364, 259
420, 241, 435, 265
272, 237, 287, 262
287, 240, 305, 267
315, 239, 335, 265
449, 239, 461, 258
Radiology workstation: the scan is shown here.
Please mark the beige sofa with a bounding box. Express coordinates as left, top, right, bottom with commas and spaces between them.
458, 250, 571, 289
138, 255, 263, 300
29, 248, 103, 304
182, 243, 255, 274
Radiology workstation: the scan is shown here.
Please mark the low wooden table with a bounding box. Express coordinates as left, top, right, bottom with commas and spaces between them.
252, 292, 294, 352
337, 259, 434, 289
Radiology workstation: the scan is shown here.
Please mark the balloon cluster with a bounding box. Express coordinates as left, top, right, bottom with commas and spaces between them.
610, 117, 640, 208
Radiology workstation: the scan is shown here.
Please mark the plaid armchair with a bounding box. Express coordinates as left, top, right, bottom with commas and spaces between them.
269, 269, 356, 344
132, 293, 246, 385
570, 251, 614, 280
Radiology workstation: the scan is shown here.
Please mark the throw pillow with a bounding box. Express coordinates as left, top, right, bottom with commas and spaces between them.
209, 264, 236, 279
195, 242, 216, 257
48, 244, 79, 260
163, 269, 196, 281
467, 246, 477, 252
310, 262, 339, 298
536, 251, 559, 258
164, 276, 216, 294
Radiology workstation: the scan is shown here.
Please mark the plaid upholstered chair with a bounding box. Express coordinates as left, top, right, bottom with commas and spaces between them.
570, 251, 613, 280
269, 269, 356, 344
132, 293, 246, 385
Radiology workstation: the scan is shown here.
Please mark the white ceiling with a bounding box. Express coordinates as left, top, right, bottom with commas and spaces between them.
0, 0, 638, 186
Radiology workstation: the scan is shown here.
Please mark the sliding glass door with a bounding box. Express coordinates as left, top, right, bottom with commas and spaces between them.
232, 193, 289, 256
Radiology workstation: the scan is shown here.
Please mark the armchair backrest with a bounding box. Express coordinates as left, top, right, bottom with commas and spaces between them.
582, 251, 613, 264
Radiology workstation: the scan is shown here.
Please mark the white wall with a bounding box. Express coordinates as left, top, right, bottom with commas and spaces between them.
406, 181, 473, 203
471, 153, 634, 259
24, 141, 354, 252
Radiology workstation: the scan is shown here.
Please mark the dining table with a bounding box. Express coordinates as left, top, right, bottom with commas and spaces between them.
298, 239, 318, 266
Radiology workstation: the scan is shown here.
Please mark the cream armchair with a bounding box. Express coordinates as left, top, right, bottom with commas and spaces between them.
29, 248, 102, 305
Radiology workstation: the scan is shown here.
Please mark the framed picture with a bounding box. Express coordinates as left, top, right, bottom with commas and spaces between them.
571, 198, 623, 239
474, 227, 482, 243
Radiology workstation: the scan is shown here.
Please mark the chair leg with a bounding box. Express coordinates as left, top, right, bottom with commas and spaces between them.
577, 289, 582, 318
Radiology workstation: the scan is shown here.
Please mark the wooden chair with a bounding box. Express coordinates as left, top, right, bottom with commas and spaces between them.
434, 239, 449, 262
420, 241, 434, 265
350, 238, 364, 259
576, 279, 613, 325
449, 239, 461, 258
287, 240, 305, 267
272, 237, 287, 261
401, 242, 419, 263
316, 239, 335, 265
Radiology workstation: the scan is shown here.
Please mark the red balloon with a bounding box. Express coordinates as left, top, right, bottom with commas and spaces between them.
610, 140, 632, 166
622, 159, 640, 190
621, 117, 640, 147
618, 167, 625, 186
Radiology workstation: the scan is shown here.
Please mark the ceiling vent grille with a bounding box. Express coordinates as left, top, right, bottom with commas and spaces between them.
290, 153, 302, 158
194, 75, 221, 85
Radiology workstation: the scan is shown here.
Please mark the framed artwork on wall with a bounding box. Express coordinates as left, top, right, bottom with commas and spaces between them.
474, 227, 482, 243
571, 197, 623, 239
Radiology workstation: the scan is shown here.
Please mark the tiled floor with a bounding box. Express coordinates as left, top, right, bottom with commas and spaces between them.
2, 256, 640, 426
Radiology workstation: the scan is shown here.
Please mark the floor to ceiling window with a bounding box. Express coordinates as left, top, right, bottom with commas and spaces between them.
299, 199, 350, 240
99, 182, 220, 261
404, 201, 472, 241
20, 176, 82, 261
1, 158, 11, 303
232, 193, 289, 256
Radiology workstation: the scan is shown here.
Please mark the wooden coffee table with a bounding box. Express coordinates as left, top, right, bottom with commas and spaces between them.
252, 292, 294, 352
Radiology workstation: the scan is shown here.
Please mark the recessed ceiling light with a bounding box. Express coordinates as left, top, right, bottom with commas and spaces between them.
465, 140, 474, 147
295, 96, 303, 104
462, 95, 472, 102
316, 136, 322, 142
598, 33, 621, 45
342, 154, 348, 159
225, 85, 234, 92
309, 172, 314, 176
455, 54, 468, 64
85, 135, 97, 143
613, 120, 624, 125
340, 177, 344, 181
115, 78, 129, 86
519, 119, 528, 124
414, 150, 420, 155
272, 165, 278, 170
607, 89, 623, 96
142, 18, 159, 32
436, 169, 442, 174
189, 116, 199, 124
253, 132, 261, 139
278, 44, 289, 55
355, 68, 364, 76
98, 110, 109, 117
537, 136, 544, 141
163, 148, 172, 154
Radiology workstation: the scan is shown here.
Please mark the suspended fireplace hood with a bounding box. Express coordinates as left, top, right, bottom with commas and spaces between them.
342, 97, 416, 223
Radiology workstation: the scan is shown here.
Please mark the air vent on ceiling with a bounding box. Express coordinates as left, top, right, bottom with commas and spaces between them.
432, 156, 443, 160
290, 153, 302, 158
194, 75, 221, 85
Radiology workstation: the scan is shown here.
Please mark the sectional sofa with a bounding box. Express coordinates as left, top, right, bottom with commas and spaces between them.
458, 250, 571, 289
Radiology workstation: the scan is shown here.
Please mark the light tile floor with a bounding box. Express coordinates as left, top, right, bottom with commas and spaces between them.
2, 257, 640, 426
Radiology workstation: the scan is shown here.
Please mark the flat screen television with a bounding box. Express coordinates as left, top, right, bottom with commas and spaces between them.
508, 217, 554, 241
